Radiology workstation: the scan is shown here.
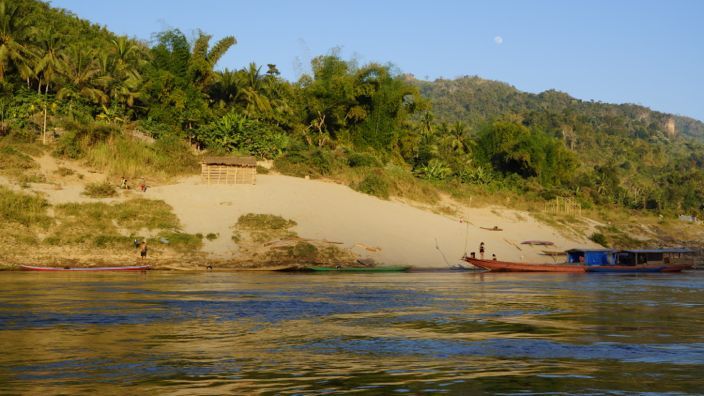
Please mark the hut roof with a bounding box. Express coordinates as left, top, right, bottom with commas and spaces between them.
201, 156, 257, 167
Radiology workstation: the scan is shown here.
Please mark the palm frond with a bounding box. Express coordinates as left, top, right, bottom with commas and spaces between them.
207, 36, 236, 67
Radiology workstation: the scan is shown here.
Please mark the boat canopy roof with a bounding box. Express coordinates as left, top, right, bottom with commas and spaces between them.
619, 248, 694, 254
565, 248, 615, 253
566, 249, 615, 265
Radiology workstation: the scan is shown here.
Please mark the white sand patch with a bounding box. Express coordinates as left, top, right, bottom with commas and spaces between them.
146, 175, 596, 267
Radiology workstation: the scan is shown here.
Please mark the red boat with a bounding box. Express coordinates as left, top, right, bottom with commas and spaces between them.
463, 257, 586, 272
20, 265, 151, 271
462, 248, 695, 273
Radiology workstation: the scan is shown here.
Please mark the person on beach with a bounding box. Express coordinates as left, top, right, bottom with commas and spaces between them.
140, 241, 148, 259
492, 253, 497, 261
133, 238, 140, 249
479, 242, 485, 259
120, 176, 127, 189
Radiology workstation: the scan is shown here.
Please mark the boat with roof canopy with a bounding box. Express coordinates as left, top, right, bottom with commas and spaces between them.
462, 248, 695, 273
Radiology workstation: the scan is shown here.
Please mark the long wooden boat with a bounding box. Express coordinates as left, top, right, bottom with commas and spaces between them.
463, 257, 586, 272
20, 265, 151, 272
463, 257, 692, 273
307, 265, 411, 272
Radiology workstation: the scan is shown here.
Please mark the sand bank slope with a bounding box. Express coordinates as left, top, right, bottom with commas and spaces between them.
147, 175, 595, 267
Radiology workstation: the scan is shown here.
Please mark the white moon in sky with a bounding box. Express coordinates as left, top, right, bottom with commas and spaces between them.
494, 36, 503, 45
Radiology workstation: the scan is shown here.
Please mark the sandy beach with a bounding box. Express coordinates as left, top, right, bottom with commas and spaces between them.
2, 154, 600, 269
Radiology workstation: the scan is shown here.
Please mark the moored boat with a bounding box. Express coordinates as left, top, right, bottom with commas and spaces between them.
463, 257, 586, 272
307, 265, 411, 272
463, 248, 695, 273
20, 265, 151, 271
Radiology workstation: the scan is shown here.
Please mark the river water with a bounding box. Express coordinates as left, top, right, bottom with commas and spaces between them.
1, 270, 703, 395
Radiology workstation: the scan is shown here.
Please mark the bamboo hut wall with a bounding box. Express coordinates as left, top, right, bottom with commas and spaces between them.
201, 164, 256, 184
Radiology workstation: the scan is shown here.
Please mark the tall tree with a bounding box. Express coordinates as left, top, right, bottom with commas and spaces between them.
0, 0, 34, 82
188, 30, 236, 90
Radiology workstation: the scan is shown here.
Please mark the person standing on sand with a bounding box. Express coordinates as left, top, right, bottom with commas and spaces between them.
479, 242, 485, 259
140, 241, 148, 260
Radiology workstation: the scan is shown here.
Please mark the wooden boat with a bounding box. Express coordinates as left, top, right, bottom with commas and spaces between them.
463, 257, 692, 273
480, 226, 503, 231
463, 247, 695, 273
463, 257, 586, 272
20, 265, 151, 272
307, 265, 411, 272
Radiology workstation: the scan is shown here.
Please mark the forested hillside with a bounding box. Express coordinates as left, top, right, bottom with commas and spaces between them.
2, 0, 704, 217
416, 76, 704, 141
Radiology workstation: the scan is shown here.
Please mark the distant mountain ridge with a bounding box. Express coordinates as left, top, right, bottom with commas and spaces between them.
414, 75, 704, 141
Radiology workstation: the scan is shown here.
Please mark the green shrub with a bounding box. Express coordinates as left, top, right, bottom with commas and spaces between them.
256, 165, 270, 174
83, 181, 117, 198
156, 231, 203, 251
309, 149, 335, 175
589, 232, 608, 247
237, 213, 297, 230
415, 159, 452, 181
54, 120, 119, 159
291, 241, 318, 261
347, 151, 382, 168
352, 171, 390, 199
274, 145, 344, 178
205, 232, 219, 240
196, 111, 288, 158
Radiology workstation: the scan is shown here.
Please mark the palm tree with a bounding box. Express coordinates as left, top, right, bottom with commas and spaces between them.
211, 68, 240, 105
34, 32, 63, 143
0, 0, 33, 81
238, 63, 271, 117
34, 31, 62, 95
56, 46, 109, 115
102, 36, 147, 113
188, 30, 236, 90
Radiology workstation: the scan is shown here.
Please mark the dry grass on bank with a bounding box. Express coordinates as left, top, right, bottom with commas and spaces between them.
232, 213, 355, 265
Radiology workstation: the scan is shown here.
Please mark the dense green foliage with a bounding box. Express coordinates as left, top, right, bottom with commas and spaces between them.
2, 0, 704, 216
419, 76, 704, 212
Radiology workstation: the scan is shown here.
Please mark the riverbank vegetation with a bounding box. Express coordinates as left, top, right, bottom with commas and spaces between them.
231, 213, 355, 265
2, 0, 704, 224
0, 184, 201, 259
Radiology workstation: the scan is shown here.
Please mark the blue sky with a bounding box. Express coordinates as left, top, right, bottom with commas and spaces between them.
51, 0, 704, 120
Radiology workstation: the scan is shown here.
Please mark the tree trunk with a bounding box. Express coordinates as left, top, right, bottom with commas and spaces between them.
42, 84, 49, 145
42, 103, 48, 145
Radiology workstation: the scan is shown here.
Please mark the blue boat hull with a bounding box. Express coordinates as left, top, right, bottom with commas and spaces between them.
587, 265, 667, 273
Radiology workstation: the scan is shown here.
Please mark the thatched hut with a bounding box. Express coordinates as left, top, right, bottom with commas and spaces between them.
201, 156, 257, 185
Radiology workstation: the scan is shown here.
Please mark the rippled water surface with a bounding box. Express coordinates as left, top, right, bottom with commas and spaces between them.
1, 271, 704, 394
